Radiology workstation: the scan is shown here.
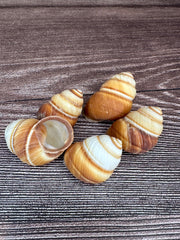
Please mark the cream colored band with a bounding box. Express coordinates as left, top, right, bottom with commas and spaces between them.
49, 101, 77, 119
100, 87, 133, 101
124, 116, 159, 137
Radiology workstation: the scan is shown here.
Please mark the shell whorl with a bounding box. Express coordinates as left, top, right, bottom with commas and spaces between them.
124, 106, 163, 137
113, 72, 135, 86
64, 135, 122, 184
5, 116, 74, 166
100, 72, 136, 101
83, 135, 122, 171
38, 89, 83, 126
83, 72, 136, 121
107, 106, 163, 154
5, 119, 25, 154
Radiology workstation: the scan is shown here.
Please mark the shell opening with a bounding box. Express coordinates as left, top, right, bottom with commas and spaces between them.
36, 119, 70, 150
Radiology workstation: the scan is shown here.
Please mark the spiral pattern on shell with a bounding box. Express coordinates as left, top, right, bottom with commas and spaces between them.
38, 89, 83, 126
64, 135, 122, 184
107, 106, 163, 154
83, 72, 136, 121
5, 116, 74, 166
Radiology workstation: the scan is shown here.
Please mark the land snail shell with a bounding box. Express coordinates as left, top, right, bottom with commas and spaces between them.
5, 116, 74, 166
83, 72, 136, 121
107, 106, 163, 154
64, 135, 122, 184
37, 89, 83, 126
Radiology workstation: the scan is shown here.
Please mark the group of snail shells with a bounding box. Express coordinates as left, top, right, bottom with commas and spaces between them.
5, 72, 163, 184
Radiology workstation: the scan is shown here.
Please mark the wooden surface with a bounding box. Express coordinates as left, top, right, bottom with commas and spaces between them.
0, 1, 180, 239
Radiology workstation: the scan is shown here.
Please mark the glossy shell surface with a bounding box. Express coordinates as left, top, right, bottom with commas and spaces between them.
38, 89, 83, 126
107, 106, 163, 154
5, 116, 74, 166
84, 72, 136, 121
64, 135, 122, 184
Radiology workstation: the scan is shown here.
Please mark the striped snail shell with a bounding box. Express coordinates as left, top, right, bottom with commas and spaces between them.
5, 116, 74, 166
83, 72, 136, 121
107, 106, 163, 154
64, 135, 122, 184
37, 89, 83, 126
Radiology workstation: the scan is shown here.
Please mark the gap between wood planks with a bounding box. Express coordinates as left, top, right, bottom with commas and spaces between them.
0, 3, 180, 9
1, 87, 180, 105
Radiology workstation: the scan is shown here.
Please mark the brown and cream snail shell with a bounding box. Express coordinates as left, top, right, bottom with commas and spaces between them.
5, 116, 74, 166
64, 135, 122, 184
83, 72, 136, 121
107, 106, 163, 154
37, 89, 83, 126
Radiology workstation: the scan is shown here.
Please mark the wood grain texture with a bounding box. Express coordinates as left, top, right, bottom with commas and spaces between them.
0, 0, 180, 7
0, 7, 180, 102
0, 91, 180, 221
0, 216, 180, 239
0, 4, 180, 240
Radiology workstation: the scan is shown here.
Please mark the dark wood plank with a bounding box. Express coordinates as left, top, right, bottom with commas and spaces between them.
0, 216, 180, 239
0, 90, 179, 225
0, 0, 180, 7
0, 7, 180, 102
0, 5, 180, 240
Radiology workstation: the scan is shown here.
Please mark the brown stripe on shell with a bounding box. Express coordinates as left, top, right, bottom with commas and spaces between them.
64, 142, 112, 184
103, 78, 136, 94
18, 124, 36, 164
100, 87, 132, 102
113, 72, 135, 86
110, 137, 122, 150
71, 164, 97, 184
49, 101, 77, 121
149, 106, 162, 115
127, 125, 158, 154
96, 136, 121, 159
83, 140, 113, 174
13, 119, 38, 164
25, 122, 47, 166
48, 102, 77, 126
38, 101, 78, 126
56, 92, 83, 108
125, 115, 159, 136
71, 89, 83, 98
50, 100, 78, 117
107, 122, 130, 153
110, 133, 130, 153
120, 72, 134, 79
10, 119, 24, 154
137, 108, 163, 124
82, 144, 113, 182
111, 77, 135, 88
67, 148, 97, 184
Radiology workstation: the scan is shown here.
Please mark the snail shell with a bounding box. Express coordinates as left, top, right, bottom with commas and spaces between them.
5, 116, 74, 166
64, 135, 122, 184
84, 72, 136, 121
107, 106, 163, 154
37, 89, 83, 126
